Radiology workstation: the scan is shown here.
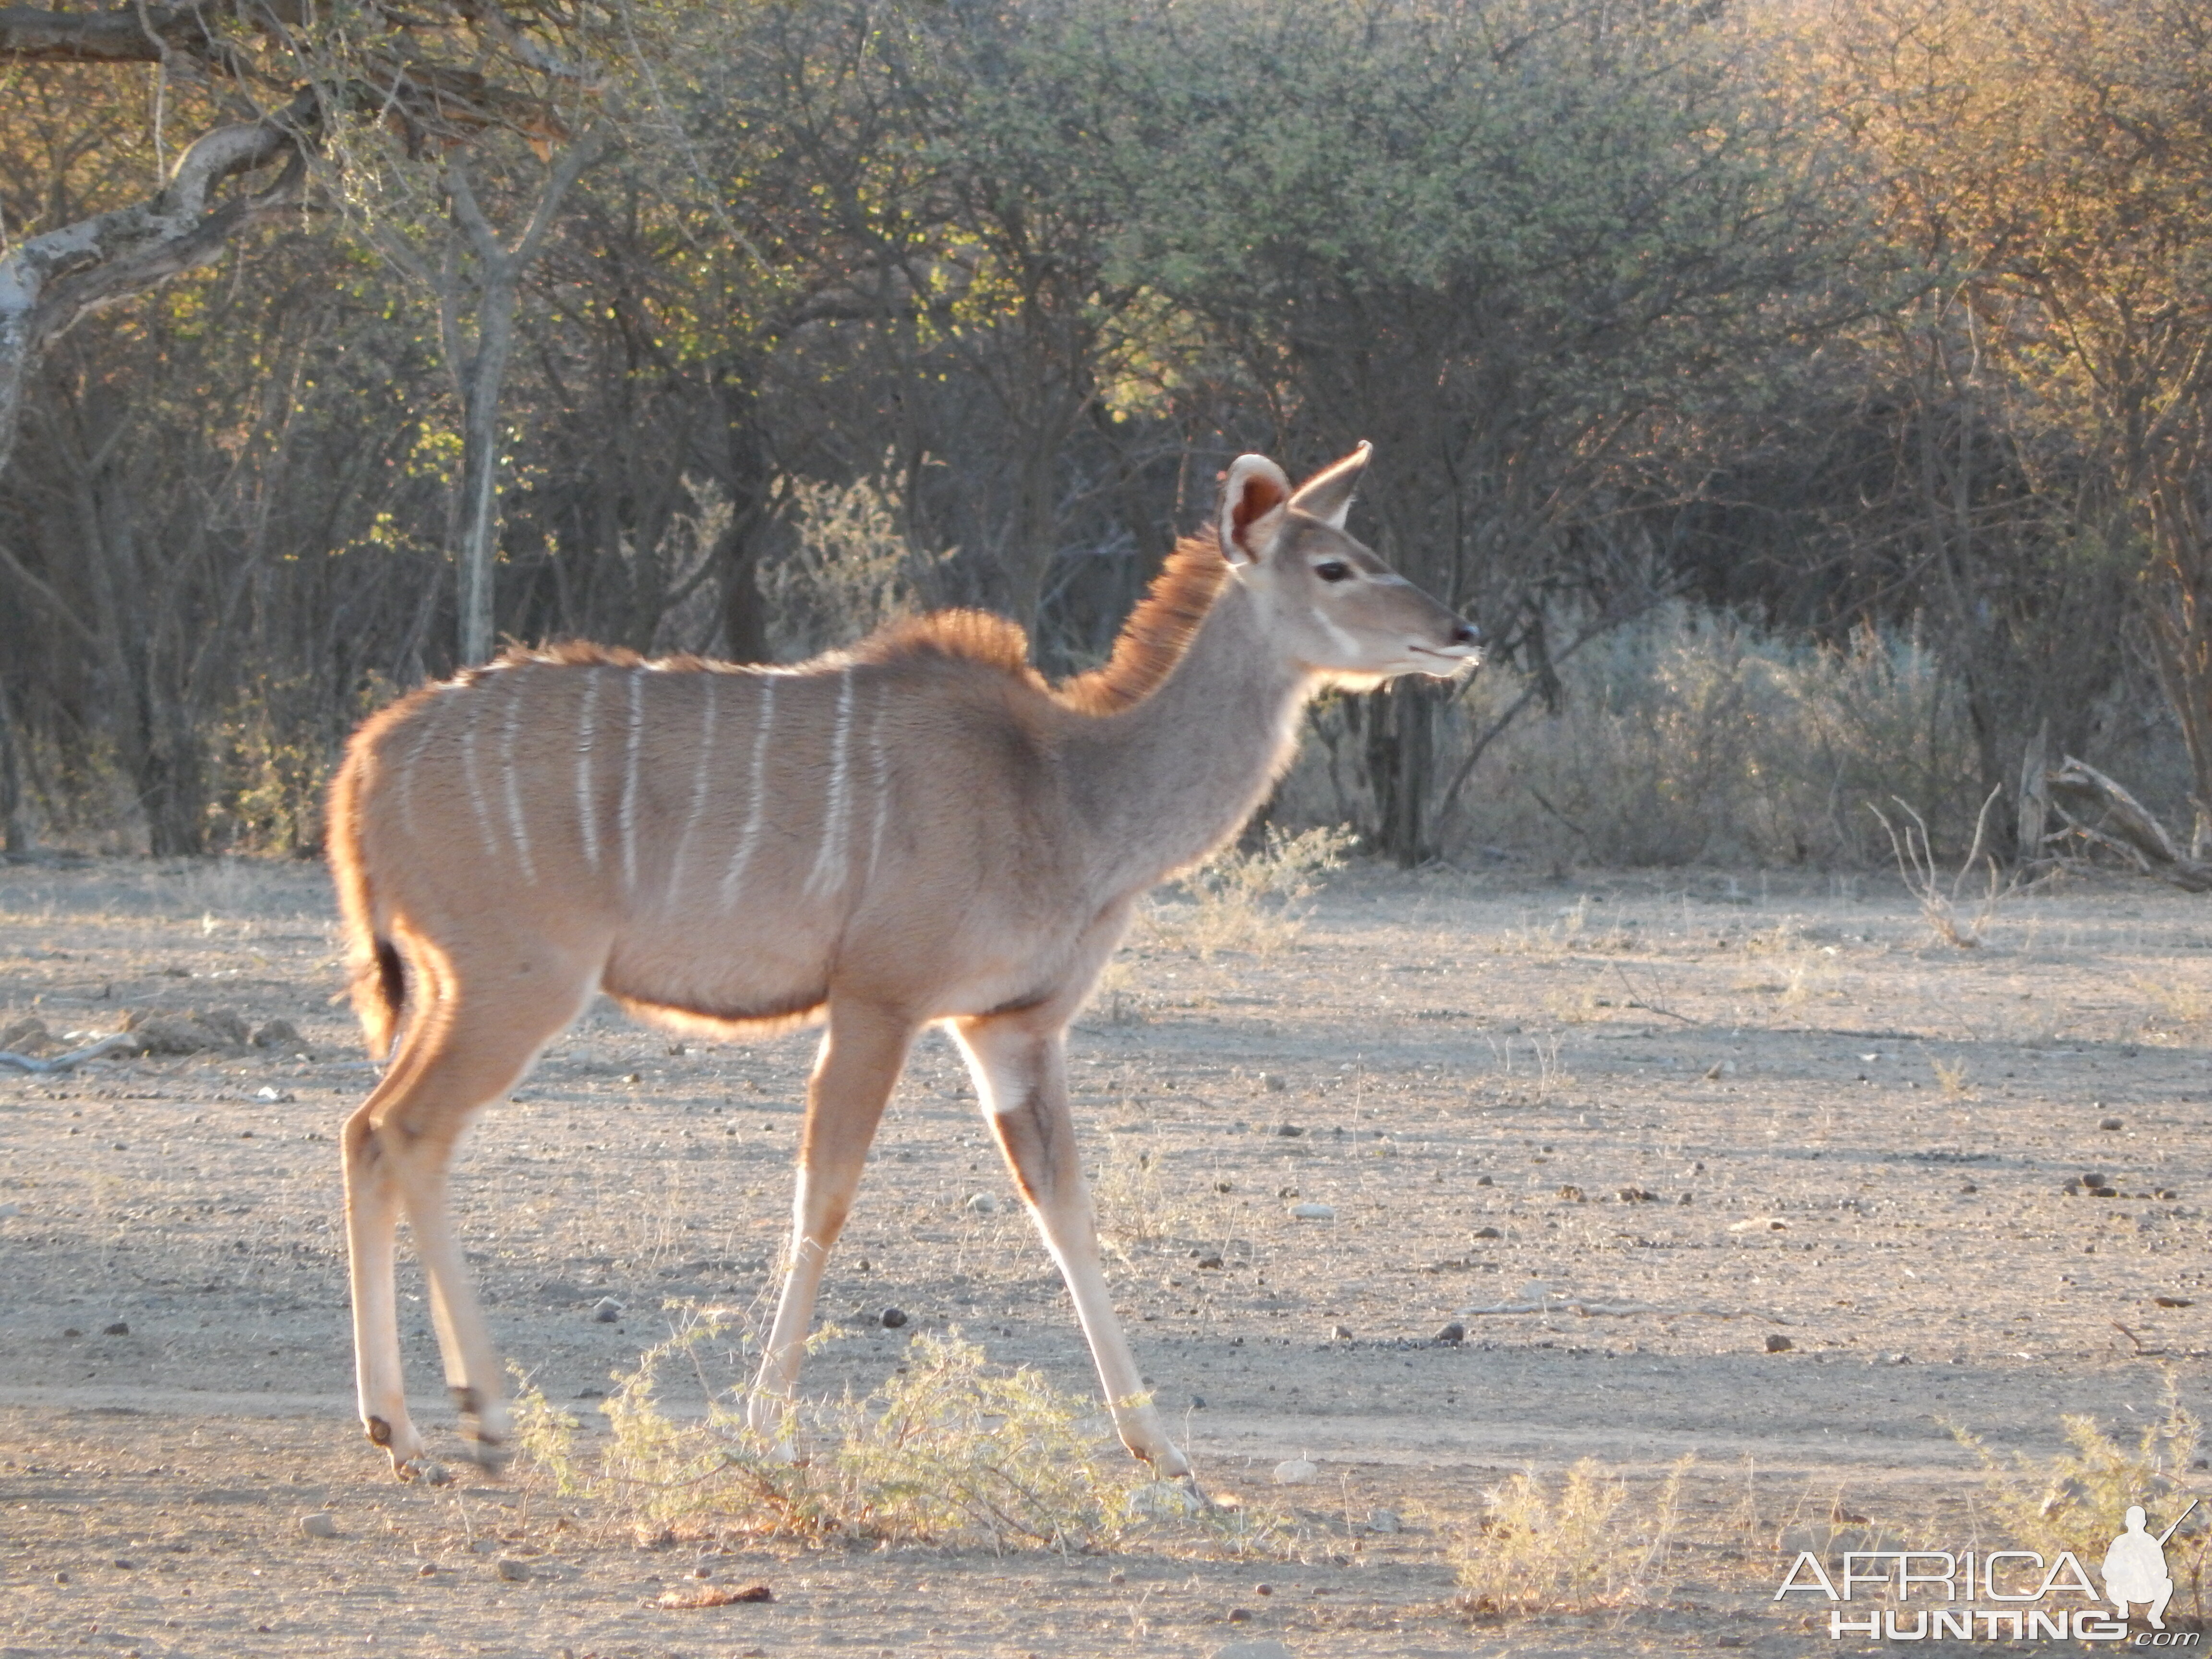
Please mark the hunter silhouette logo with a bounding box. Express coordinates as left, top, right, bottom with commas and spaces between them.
2104, 1500, 2197, 1632
1775, 1496, 2203, 1643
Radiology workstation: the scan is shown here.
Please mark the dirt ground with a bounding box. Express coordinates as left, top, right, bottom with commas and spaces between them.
2, 854, 2208, 1658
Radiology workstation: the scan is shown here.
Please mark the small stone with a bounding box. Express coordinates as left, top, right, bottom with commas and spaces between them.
1765, 1334, 1794, 1353
963, 1192, 1000, 1215
495, 1556, 532, 1581
1289, 1202, 1335, 1220
2099, 1116, 2124, 1131
102, 1322, 129, 1336
1271, 1457, 1318, 1485
1274, 1123, 1303, 1137
1195, 1253, 1225, 1270
417, 1563, 437, 1577
1476, 1174, 1494, 1186
1556, 1184, 1584, 1202
1227, 1606, 1253, 1623
1108, 1570, 1127, 1584
1261, 1073, 1286, 1092
692, 1564, 712, 1578
2154, 1296, 2195, 1309
1366, 1507, 1401, 1533
62, 1327, 81, 1338
590, 1297, 624, 1323
1433, 1321, 1466, 1346
52, 1570, 67, 1584
880, 1306, 909, 1329
1471, 1226, 1502, 1239
1959, 1182, 1977, 1194
299, 1511, 338, 1539
1329, 1322, 1353, 1340
1254, 1582, 1272, 1595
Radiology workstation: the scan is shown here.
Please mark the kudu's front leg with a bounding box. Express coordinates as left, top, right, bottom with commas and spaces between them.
950, 1013, 1192, 1480
747, 1005, 914, 1452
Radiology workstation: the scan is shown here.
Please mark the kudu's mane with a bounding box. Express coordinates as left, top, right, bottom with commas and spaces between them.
847, 529, 1228, 713
482, 529, 1231, 715
1053, 531, 1229, 714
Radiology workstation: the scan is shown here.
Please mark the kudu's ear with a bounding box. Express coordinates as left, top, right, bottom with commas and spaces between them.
1218, 455, 1292, 566
1287, 441, 1372, 530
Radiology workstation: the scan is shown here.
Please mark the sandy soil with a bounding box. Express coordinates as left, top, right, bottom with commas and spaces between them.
1, 855, 2208, 1657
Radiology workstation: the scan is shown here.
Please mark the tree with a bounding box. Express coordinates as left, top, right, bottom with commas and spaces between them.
1087, 0, 1863, 860
1827, 0, 2212, 834
0, 0, 590, 478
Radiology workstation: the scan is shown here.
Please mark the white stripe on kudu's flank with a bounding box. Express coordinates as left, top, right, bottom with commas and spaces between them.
667, 673, 720, 902
805, 669, 856, 896
866, 682, 890, 882
499, 670, 539, 885
459, 687, 502, 860
576, 669, 602, 872
619, 668, 645, 890
721, 674, 776, 910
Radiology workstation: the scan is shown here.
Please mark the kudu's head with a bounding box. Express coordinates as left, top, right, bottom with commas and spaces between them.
1217, 443, 1480, 686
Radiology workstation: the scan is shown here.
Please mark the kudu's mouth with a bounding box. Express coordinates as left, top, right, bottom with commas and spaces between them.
1407, 623, 1483, 673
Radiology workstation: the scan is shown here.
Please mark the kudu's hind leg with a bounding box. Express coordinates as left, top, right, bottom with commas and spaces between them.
950, 1013, 1192, 1479
345, 951, 594, 1478
746, 1005, 914, 1453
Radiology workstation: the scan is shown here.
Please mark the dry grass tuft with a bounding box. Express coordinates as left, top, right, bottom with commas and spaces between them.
1454, 1455, 1692, 1619
2134, 974, 2212, 1036
1869, 789, 2015, 949
1949, 1375, 2204, 1566
512, 1318, 1279, 1557
1145, 825, 1352, 959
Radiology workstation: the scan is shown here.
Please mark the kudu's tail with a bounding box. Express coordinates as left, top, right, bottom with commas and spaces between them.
327, 740, 406, 1061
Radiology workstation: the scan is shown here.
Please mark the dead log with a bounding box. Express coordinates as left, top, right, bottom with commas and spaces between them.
2044, 755, 2212, 892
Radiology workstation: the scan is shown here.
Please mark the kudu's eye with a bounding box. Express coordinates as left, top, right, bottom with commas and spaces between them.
1313, 560, 1353, 583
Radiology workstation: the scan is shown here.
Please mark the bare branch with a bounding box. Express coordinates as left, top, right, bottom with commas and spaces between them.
0, 91, 312, 475
0, 0, 241, 70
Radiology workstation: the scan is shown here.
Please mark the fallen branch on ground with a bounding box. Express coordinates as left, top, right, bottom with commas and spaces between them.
2043, 756, 2212, 893
0, 1032, 141, 1074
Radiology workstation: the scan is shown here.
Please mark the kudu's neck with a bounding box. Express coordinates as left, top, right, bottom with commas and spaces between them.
1065, 576, 1313, 898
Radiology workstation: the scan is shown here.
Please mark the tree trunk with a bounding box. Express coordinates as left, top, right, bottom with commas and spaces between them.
2147, 460, 2212, 823
435, 136, 608, 665
453, 265, 520, 667
1365, 679, 1441, 867
0, 681, 31, 855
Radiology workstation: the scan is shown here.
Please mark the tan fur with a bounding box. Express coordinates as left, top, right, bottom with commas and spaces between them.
1057, 532, 1231, 714
330, 446, 1479, 1482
